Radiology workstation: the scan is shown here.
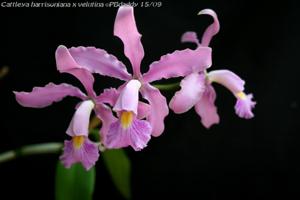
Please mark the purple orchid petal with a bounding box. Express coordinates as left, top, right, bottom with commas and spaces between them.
114, 5, 144, 77
105, 118, 151, 151
143, 47, 212, 83
235, 93, 256, 119
113, 79, 141, 114
68, 46, 131, 80
194, 84, 220, 128
66, 100, 95, 137
169, 72, 205, 114
208, 70, 245, 94
55, 45, 95, 97
95, 88, 119, 106
198, 9, 220, 46
94, 103, 117, 144
181, 31, 200, 45
60, 137, 99, 171
14, 83, 86, 108
137, 102, 150, 119
140, 83, 169, 137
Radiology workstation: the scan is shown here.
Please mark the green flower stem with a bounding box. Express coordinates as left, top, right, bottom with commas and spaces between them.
153, 82, 180, 90
0, 142, 63, 164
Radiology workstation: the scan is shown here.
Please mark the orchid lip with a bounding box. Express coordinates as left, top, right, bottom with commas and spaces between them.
120, 111, 134, 129
72, 136, 85, 149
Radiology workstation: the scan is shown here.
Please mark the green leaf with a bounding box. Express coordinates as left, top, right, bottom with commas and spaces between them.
89, 128, 100, 142
102, 149, 131, 199
55, 162, 96, 200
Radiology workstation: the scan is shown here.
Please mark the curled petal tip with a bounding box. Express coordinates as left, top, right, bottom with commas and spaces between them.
198, 9, 216, 16
55, 45, 68, 57
57, 44, 67, 49
197, 9, 220, 46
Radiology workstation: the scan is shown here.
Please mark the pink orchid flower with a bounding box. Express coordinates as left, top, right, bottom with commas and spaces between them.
97, 6, 212, 150
53, 5, 212, 151
169, 9, 256, 128
13, 47, 116, 170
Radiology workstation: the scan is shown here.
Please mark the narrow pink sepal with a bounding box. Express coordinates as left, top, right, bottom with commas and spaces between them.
198, 9, 220, 46
114, 5, 144, 77
94, 103, 117, 144
140, 83, 169, 137
14, 83, 86, 108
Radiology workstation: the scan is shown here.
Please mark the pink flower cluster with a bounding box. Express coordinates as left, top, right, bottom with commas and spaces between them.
14, 6, 255, 170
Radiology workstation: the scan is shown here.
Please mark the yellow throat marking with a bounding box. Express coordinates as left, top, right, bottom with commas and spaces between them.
236, 92, 246, 100
120, 111, 134, 129
72, 136, 85, 149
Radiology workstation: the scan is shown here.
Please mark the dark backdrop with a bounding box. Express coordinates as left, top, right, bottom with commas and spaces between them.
0, 0, 299, 199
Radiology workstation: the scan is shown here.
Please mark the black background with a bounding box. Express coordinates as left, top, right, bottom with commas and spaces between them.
0, 0, 299, 199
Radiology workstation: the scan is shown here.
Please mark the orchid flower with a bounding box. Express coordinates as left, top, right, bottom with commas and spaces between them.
99, 6, 213, 150
12, 47, 114, 170
169, 9, 256, 128
52, 6, 211, 151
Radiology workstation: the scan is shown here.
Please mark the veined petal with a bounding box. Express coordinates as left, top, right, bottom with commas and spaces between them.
208, 70, 245, 94
198, 9, 220, 46
140, 83, 169, 137
105, 118, 151, 151
194, 84, 220, 128
169, 73, 205, 114
181, 31, 200, 45
60, 137, 99, 170
114, 5, 144, 77
55, 45, 95, 97
143, 47, 212, 83
234, 93, 256, 119
14, 83, 86, 108
68, 46, 131, 80
66, 100, 95, 137
113, 79, 141, 114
